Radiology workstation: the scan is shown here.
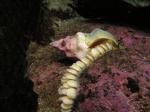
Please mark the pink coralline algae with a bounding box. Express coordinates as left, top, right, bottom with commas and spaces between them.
50, 26, 150, 112
79, 54, 150, 112
77, 27, 150, 112
31, 63, 61, 87
28, 22, 150, 112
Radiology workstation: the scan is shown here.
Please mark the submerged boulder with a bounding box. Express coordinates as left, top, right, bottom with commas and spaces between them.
78, 26, 150, 112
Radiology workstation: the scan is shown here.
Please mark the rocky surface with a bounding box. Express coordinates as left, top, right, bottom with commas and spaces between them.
78, 25, 150, 112
27, 18, 150, 112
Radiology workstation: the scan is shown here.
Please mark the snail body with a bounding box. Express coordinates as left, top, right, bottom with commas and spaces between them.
51, 28, 120, 112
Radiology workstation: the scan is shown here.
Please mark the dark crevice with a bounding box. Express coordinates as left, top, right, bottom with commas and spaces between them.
126, 77, 140, 93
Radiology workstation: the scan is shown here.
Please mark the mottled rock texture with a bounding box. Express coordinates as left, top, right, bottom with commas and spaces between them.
78, 26, 150, 112
28, 19, 150, 112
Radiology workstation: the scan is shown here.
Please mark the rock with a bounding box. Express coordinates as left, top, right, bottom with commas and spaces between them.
78, 25, 150, 112
73, 0, 150, 26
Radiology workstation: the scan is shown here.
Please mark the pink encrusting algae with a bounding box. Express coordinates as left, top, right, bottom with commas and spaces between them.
78, 27, 150, 112
51, 26, 150, 112
27, 22, 150, 112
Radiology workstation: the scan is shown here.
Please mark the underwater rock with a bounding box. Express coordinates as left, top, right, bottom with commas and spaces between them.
78, 27, 150, 112
44, 0, 77, 18
50, 27, 150, 112
79, 51, 150, 112
73, 0, 150, 26
29, 20, 150, 112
